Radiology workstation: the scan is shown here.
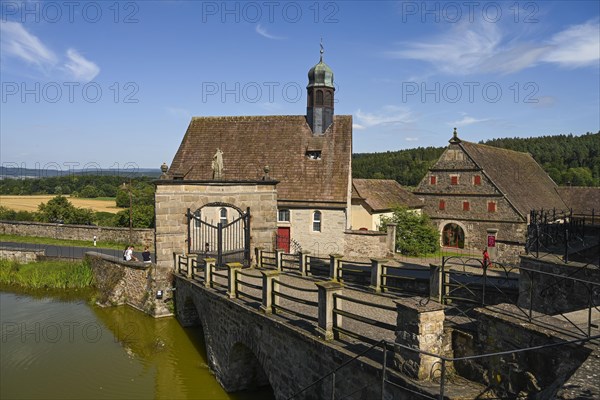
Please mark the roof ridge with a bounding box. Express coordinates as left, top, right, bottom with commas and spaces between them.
190, 115, 352, 120
462, 140, 533, 157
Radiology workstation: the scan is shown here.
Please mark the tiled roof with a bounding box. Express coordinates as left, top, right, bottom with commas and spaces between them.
556, 186, 600, 215
352, 179, 423, 212
460, 141, 567, 216
167, 115, 352, 206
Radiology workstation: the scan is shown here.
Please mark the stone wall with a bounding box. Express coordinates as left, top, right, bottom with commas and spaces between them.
464, 304, 593, 399
0, 246, 43, 263
0, 220, 153, 246
343, 229, 389, 260
287, 208, 346, 257
85, 251, 166, 316
518, 255, 600, 314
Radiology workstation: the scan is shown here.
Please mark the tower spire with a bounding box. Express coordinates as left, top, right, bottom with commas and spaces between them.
320, 38, 324, 62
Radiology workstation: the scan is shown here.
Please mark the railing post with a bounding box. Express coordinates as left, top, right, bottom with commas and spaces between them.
315, 281, 343, 340
204, 258, 216, 288
275, 248, 283, 271
386, 223, 397, 253
439, 358, 446, 400
299, 250, 311, 276
369, 258, 386, 293
260, 269, 281, 314
394, 297, 446, 380
255, 247, 264, 269
187, 256, 193, 279
226, 262, 243, 299
329, 254, 343, 281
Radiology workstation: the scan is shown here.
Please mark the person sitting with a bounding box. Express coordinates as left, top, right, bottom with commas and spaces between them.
142, 246, 151, 263
124, 246, 138, 262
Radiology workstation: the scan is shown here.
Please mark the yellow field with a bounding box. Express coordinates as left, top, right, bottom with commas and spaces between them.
0, 195, 126, 214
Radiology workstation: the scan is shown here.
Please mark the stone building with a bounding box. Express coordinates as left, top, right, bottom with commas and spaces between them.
414, 129, 567, 262
351, 179, 423, 231
157, 48, 353, 263
556, 186, 600, 218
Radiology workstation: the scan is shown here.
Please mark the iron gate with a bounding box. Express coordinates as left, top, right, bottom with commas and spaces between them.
187, 203, 250, 266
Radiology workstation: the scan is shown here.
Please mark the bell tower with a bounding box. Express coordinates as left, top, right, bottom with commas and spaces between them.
306, 41, 335, 134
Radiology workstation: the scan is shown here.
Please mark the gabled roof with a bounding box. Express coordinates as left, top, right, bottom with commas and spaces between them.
556, 186, 600, 215
460, 141, 567, 216
167, 115, 352, 207
352, 179, 423, 213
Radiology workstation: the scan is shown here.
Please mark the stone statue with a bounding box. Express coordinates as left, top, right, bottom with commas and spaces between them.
212, 148, 223, 180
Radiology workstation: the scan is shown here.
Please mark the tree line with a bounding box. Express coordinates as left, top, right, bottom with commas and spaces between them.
352, 131, 599, 187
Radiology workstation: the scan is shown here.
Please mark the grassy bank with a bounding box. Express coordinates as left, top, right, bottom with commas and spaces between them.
0, 259, 94, 290
0, 234, 141, 250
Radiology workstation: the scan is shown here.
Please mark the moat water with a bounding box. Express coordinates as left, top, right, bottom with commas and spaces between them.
0, 290, 275, 400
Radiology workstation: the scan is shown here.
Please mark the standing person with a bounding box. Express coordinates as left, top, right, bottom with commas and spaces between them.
142, 246, 151, 263
482, 249, 491, 269
93, 235, 97, 247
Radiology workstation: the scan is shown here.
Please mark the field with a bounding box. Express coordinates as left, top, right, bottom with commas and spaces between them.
0, 195, 124, 214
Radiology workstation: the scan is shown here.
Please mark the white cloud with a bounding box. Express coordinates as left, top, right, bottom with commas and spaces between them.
0, 21, 99, 81
355, 105, 413, 128
63, 49, 100, 82
385, 19, 599, 75
0, 21, 57, 68
404, 137, 419, 141
255, 24, 286, 40
352, 123, 366, 130
543, 20, 600, 68
447, 115, 490, 127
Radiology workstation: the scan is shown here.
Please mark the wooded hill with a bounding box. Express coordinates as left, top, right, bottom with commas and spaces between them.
352, 132, 599, 187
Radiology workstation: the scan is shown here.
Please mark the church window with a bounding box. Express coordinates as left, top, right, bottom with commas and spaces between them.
312, 211, 322, 232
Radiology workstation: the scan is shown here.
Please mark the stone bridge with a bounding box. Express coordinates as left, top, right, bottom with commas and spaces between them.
172, 254, 600, 400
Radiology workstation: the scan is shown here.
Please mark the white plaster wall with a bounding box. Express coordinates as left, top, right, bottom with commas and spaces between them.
289, 209, 346, 257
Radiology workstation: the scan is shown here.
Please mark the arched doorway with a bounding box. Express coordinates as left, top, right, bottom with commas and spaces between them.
442, 223, 465, 248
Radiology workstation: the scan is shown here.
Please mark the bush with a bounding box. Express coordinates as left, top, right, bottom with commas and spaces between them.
381, 207, 440, 256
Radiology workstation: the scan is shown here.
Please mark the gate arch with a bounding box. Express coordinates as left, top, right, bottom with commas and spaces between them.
187, 202, 250, 266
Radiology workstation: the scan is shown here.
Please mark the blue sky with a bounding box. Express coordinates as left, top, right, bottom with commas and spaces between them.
1, 0, 599, 171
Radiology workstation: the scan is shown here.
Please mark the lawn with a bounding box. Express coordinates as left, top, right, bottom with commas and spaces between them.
0, 195, 123, 213
0, 234, 138, 250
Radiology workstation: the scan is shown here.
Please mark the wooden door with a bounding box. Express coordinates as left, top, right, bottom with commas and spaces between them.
277, 227, 290, 253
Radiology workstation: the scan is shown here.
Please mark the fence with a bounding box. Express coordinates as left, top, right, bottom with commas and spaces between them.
526, 208, 599, 265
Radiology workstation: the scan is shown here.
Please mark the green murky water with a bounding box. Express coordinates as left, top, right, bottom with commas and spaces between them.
0, 290, 274, 400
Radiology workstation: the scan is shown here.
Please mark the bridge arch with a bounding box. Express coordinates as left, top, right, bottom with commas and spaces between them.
222, 342, 273, 393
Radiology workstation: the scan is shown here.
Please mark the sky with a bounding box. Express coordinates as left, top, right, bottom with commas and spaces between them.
1, 0, 599, 172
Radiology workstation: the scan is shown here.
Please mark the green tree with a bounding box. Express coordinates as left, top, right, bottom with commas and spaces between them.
381, 207, 440, 256
79, 185, 100, 198
36, 195, 94, 225
116, 205, 155, 228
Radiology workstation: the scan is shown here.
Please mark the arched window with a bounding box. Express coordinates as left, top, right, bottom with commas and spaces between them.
312, 211, 322, 232
316, 90, 323, 106
442, 223, 465, 248
219, 208, 228, 225
324, 90, 332, 107
307, 91, 313, 107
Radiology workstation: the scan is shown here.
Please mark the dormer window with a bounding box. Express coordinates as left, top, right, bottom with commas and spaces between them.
306, 151, 321, 160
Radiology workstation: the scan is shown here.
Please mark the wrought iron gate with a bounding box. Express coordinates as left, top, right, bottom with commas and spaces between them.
187, 203, 250, 266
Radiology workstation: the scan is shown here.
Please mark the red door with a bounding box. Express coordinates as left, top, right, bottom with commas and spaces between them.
277, 227, 290, 253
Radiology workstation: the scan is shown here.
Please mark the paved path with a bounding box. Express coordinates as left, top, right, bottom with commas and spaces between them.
0, 241, 145, 261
